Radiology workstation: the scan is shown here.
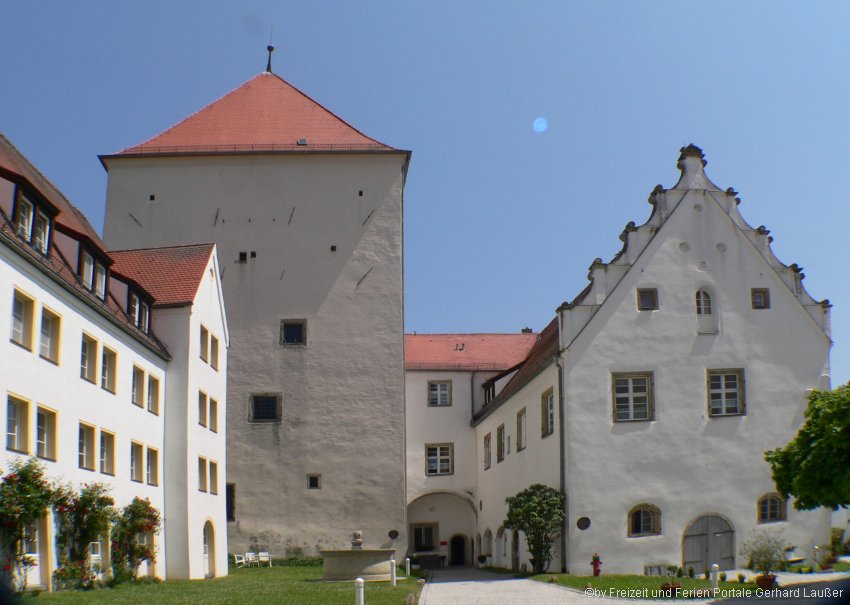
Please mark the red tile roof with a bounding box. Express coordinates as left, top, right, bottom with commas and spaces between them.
0, 133, 108, 253
405, 333, 538, 371
109, 244, 214, 307
106, 72, 400, 157
477, 318, 560, 418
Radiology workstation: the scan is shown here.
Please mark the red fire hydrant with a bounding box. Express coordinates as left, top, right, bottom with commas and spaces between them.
591, 553, 603, 576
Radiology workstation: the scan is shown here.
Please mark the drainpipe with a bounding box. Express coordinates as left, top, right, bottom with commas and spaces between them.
470, 371, 477, 419
555, 350, 568, 573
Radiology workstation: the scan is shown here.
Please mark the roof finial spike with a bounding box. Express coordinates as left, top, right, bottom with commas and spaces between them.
265, 44, 275, 73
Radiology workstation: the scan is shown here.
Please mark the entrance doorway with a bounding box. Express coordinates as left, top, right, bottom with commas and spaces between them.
449, 535, 466, 566
203, 521, 216, 577
683, 515, 734, 572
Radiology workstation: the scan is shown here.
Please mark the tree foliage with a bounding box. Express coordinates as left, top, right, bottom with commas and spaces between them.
765, 384, 850, 510
503, 484, 564, 574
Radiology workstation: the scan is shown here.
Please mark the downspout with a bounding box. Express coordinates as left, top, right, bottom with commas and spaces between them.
555, 351, 567, 573
470, 371, 477, 419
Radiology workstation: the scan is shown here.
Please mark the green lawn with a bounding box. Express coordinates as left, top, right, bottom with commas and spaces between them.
20, 566, 421, 605
532, 573, 759, 599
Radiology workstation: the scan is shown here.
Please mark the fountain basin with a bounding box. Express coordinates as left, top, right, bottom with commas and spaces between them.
319, 549, 396, 581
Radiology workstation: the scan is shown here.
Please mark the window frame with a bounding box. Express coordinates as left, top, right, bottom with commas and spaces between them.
541, 388, 555, 437
198, 457, 208, 492
78, 423, 96, 471
209, 397, 218, 432
130, 441, 144, 483
210, 335, 219, 370
516, 407, 527, 451
751, 288, 771, 310
198, 391, 208, 427
6, 395, 30, 453
425, 443, 454, 476
100, 346, 117, 393
707, 369, 746, 417
250, 393, 282, 422
131, 365, 146, 407
279, 319, 307, 346
427, 380, 452, 407
496, 424, 505, 462
36, 406, 57, 461
757, 493, 787, 524
483, 432, 491, 470
200, 325, 209, 362
147, 375, 160, 415
80, 333, 98, 383
636, 288, 659, 311
39, 306, 61, 364
612, 372, 655, 422
11, 289, 35, 351
146, 447, 159, 486
628, 504, 661, 537
307, 474, 321, 490
411, 523, 437, 552
99, 430, 115, 475
209, 460, 218, 494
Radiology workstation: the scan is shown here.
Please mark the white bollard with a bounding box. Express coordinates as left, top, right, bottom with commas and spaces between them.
355, 577, 365, 605
405, 557, 411, 577
711, 563, 719, 590
390, 558, 397, 586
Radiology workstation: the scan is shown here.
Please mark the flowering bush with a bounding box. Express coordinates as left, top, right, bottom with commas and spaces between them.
54, 483, 114, 563
0, 458, 60, 593
52, 555, 98, 590
111, 498, 161, 581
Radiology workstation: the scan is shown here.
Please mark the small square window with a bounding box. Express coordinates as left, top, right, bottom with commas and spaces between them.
251, 394, 281, 422
708, 369, 746, 416
425, 444, 453, 476
307, 474, 321, 489
637, 288, 659, 311
428, 381, 452, 406
279, 320, 306, 345
751, 288, 770, 310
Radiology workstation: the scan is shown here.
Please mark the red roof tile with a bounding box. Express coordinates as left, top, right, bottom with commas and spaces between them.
109, 244, 214, 307
405, 333, 538, 371
106, 73, 399, 156
0, 133, 108, 252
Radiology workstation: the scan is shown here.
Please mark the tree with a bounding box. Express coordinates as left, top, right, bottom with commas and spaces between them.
765, 384, 850, 510
503, 484, 564, 574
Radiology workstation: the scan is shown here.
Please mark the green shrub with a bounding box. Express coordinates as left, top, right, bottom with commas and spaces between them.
687, 566, 694, 578
719, 572, 727, 582
278, 557, 323, 567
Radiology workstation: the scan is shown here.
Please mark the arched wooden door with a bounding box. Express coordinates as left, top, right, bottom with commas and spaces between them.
683, 515, 734, 572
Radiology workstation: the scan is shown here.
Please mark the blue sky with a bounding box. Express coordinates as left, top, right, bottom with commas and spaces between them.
2, 2, 848, 384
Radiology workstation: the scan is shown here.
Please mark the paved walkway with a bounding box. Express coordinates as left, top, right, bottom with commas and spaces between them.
418, 567, 850, 605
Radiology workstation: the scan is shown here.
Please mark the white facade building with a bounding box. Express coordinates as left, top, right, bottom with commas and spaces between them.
101, 67, 410, 556
0, 132, 229, 587
406, 146, 832, 575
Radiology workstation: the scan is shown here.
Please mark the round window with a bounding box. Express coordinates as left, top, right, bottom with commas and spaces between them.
576, 517, 591, 530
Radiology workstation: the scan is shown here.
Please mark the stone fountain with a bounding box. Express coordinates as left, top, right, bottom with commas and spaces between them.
320, 531, 396, 581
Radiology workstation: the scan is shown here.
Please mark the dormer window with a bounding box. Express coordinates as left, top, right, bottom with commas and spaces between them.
13, 192, 51, 254
128, 291, 151, 334
79, 249, 108, 300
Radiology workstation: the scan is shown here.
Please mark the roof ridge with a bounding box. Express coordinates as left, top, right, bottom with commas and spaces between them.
110, 242, 215, 253
113, 74, 267, 155
267, 72, 395, 151
406, 332, 538, 336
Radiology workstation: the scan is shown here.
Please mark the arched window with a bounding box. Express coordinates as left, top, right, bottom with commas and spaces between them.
483, 529, 493, 555
757, 494, 787, 523
695, 289, 712, 315
628, 504, 661, 537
